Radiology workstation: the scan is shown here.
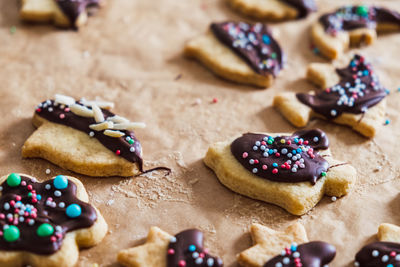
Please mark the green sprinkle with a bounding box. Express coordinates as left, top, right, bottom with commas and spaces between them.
356, 5, 369, 17
4, 226, 20, 242
10, 26, 16, 35
128, 139, 134, 145
37, 223, 54, 237
271, 53, 277, 59
28, 192, 32, 197
321, 172, 327, 177
7, 173, 21, 187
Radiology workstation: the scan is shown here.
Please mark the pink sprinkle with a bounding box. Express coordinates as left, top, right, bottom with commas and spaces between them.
15, 195, 21, 201
59, 114, 65, 119
391, 251, 396, 257
204, 248, 209, 253
168, 249, 175, 255
51, 236, 57, 242
0, 231, 3, 236
0, 214, 4, 219
212, 98, 218, 104
272, 168, 278, 174
64, 107, 70, 112
178, 260, 186, 267
262, 165, 268, 170
242, 152, 248, 159
9, 200, 15, 207
21, 181, 26, 186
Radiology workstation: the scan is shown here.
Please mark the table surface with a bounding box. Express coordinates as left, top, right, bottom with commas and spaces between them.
1, 0, 400, 266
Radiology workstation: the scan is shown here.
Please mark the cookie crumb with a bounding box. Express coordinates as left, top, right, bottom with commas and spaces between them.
106, 199, 114, 206
374, 166, 382, 172
45, 169, 51, 175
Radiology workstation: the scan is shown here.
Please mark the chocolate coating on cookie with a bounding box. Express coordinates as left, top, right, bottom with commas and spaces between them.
35, 99, 143, 171
167, 229, 223, 267
0, 174, 97, 255
355, 241, 400, 267
211, 22, 284, 77
296, 54, 387, 119
281, 0, 317, 18
56, 0, 100, 27
264, 241, 336, 267
231, 129, 329, 184
319, 5, 400, 34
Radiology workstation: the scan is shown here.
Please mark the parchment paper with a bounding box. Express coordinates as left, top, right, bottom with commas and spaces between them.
1, 0, 400, 266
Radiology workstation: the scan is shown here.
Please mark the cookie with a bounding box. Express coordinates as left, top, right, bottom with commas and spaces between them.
0, 173, 107, 267
20, 0, 101, 29
238, 223, 336, 267
117, 227, 223, 267
204, 129, 356, 215
354, 223, 400, 266
273, 54, 387, 138
229, 0, 317, 21
22, 94, 146, 177
311, 5, 400, 59
184, 21, 284, 88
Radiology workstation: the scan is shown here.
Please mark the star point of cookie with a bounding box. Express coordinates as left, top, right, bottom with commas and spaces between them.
22, 94, 145, 177
0, 173, 108, 267
229, 0, 317, 21
117, 227, 223, 267
184, 21, 284, 88
311, 5, 400, 59
238, 223, 336, 267
355, 223, 400, 266
204, 129, 356, 215
20, 0, 100, 28
274, 54, 387, 138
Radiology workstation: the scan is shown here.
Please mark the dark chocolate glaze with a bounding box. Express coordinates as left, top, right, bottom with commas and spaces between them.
36, 100, 143, 171
264, 241, 336, 267
355, 241, 400, 267
211, 22, 284, 77
0, 175, 97, 255
280, 0, 317, 18
319, 5, 400, 34
296, 54, 386, 119
167, 229, 223, 267
55, 0, 100, 27
231, 129, 329, 184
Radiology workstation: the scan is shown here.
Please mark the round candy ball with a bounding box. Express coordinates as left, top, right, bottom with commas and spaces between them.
4, 226, 20, 242
66, 204, 82, 218
7, 173, 21, 187
37, 223, 54, 237
53, 175, 68, 190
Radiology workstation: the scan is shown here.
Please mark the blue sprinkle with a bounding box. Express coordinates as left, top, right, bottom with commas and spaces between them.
291, 244, 297, 251
272, 163, 278, 167
363, 70, 369, 76
294, 138, 299, 143
350, 61, 356, 67
397, 87, 400, 92
385, 119, 390, 125
36, 195, 42, 201
387, 264, 394, 267
188, 244, 196, 252
53, 175, 68, 190
262, 35, 270, 45
268, 149, 274, 155
296, 148, 302, 153
385, 89, 390, 95
66, 204, 82, 218
292, 150, 297, 155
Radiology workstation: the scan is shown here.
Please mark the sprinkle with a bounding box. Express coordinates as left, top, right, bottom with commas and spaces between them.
384, 119, 390, 125
188, 245, 196, 252
53, 175, 68, 190
116, 150, 121, 155
66, 204, 82, 218
54, 191, 62, 197
45, 169, 51, 175
272, 168, 278, 174
45, 184, 51, 190
212, 98, 218, 104
372, 250, 379, 257
330, 109, 337, 116
242, 152, 248, 158
89, 131, 95, 137
313, 137, 319, 142
130, 147, 136, 153
385, 89, 390, 95
331, 196, 337, 202
168, 248, 175, 255
59, 114, 65, 119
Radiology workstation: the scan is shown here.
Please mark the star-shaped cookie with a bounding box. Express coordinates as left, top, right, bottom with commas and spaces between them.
20, 0, 100, 28
229, 0, 317, 21
0, 173, 108, 267
311, 5, 400, 59
117, 227, 223, 267
22, 94, 146, 177
273, 54, 387, 138
184, 21, 284, 88
238, 223, 336, 267
204, 129, 356, 215
355, 223, 400, 266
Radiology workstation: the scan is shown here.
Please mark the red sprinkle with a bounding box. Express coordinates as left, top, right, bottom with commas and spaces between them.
391, 251, 396, 257
275, 153, 280, 157
272, 168, 278, 174
212, 98, 218, 103
167, 249, 175, 255
36, 108, 42, 113
304, 140, 309, 145
287, 140, 291, 145
178, 260, 186, 267
15, 195, 21, 201
254, 159, 259, 164
50, 236, 57, 242
27, 185, 33, 191
0, 214, 4, 219
116, 150, 121, 155
9, 200, 15, 207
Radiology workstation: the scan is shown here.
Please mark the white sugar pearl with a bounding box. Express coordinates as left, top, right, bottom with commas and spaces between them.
287, 153, 292, 158
331, 196, 337, 202
59, 202, 65, 208
54, 190, 62, 197
56, 226, 62, 232
255, 141, 261, 146
89, 131, 95, 137
253, 146, 258, 151
313, 137, 319, 142
382, 255, 389, 262
354, 263, 360, 267
249, 159, 255, 164
291, 168, 297, 173
207, 258, 214, 266
45, 184, 51, 190
130, 147, 136, 153
19, 217, 24, 222
275, 263, 283, 267
252, 168, 258, 173
0, 186, 2, 191
281, 148, 288, 154
192, 252, 199, 258
260, 145, 266, 150
3, 203, 10, 210
331, 109, 337, 116
282, 257, 290, 264
372, 250, 379, 257
263, 152, 269, 157
170, 237, 177, 243
396, 254, 400, 261
293, 252, 300, 258
29, 219, 35, 226
48, 107, 53, 112
45, 169, 51, 174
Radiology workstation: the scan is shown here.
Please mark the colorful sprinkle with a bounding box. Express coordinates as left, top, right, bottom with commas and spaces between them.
66, 204, 82, 218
